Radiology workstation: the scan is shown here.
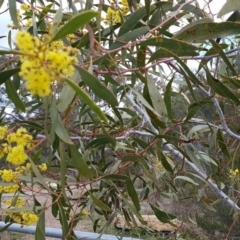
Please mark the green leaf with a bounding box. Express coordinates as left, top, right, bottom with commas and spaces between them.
140, 38, 199, 59
184, 100, 212, 123
0, 0, 4, 8
57, 83, 76, 113
51, 194, 59, 218
35, 207, 46, 240
157, 142, 173, 172
174, 21, 240, 42
127, 178, 140, 211
28, 158, 52, 193
209, 39, 237, 75
157, 12, 186, 35
59, 141, 67, 201
75, 66, 118, 107
143, 87, 167, 128
0, 67, 20, 85
0, 50, 19, 55
172, 3, 205, 17
137, 46, 146, 70
220, 74, 240, 89
3, 206, 42, 213
20, 121, 44, 131
50, 2, 63, 35
104, 74, 120, 86
132, 137, 151, 151
147, 75, 167, 120
110, 26, 149, 50
51, 10, 98, 41
118, 5, 156, 36
122, 155, 145, 162
164, 77, 174, 121
196, 151, 218, 167
150, 48, 198, 60
0, 223, 12, 233
175, 176, 199, 186
118, 190, 145, 224
218, 0, 240, 18
151, 205, 176, 223
8, 30, 12, 50
88, 191, 111, 211
65, 78, 108, 123
51, 104, 73, 144
17, 175, 57, 184
8, 0, 20, 29
32, 148, 43, 164
85, 137, 111, 149
102, 174, 129, 180
157, 48, 204, 87
145, 0, 151, 17
205, 70, 240, 104
69, 145, 93, 180
198, 44, 228, 71
217, 129, 231, 160
5, 79, 25, 112
100, 122, 116, 148
179, 66, 198, 103
68, 0, 78, 15
130, 88, 163, 118
58, 71, 80, 112
58, 200, 70, 240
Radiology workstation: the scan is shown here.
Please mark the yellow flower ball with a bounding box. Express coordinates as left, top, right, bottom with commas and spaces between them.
7, 145, 28, 165
1, 169, 15, 182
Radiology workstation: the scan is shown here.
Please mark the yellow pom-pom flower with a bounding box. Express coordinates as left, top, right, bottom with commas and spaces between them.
81, 209, 89, 216
1, 169, 16, 182
3, 184, 19, 193
20, 4, 31, 12
15, 31, 78, 97
6, 145, 28, 165
0, 125, 8, 140
20, 211, 39, 225
7, 127, 33, 148
5, 197, 24, 207
38, 163, 47, 171
229, 168, 239, 178
5, 197, 39, 225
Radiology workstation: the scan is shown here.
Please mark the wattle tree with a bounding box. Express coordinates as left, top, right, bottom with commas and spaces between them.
0, 0, 239, 239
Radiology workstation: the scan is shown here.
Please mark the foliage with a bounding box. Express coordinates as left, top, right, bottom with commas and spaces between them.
0, 0, 240, 239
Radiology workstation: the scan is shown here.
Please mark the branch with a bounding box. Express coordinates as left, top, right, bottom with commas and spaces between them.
124, 92, 240, 211
94, 47, 240, 76
199, 86, 240, 141
36, 130, 153, 141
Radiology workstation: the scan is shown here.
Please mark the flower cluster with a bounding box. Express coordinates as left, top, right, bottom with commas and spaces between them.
5, 197, 38, 226
81, 209, 89, 216
20, 3, 31, 12
0, 125, 49, 226
0, 184, 19, 193
7, 4, 32, 29
154, 158, 165, 172
230, 168, 239, 177
0, 126, 29, 193
1, 169, 16, 182
15, 31, 78, 97
0, 126, 33, 166
0, 126, 46, 193
38, 163, 47, 171
103, 0, 130, 25
105, 8, 121, 24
